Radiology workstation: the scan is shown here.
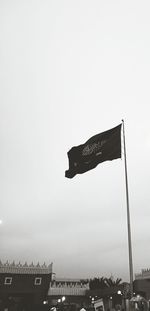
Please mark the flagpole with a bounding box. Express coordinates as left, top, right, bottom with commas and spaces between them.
122, 119, 134, 298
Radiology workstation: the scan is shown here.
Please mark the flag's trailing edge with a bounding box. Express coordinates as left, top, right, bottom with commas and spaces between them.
65, 124, 122, 178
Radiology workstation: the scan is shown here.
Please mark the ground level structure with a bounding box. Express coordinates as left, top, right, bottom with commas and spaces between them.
134, 268, 150, 300
48, 277, 90, 310
0, 260, 53, 311
1, 260, 150, 311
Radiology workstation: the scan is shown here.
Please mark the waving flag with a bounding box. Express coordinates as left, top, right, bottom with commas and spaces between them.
65, 124, 122, 178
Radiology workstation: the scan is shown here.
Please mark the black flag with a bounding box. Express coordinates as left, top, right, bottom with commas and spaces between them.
65, 124, 122, 178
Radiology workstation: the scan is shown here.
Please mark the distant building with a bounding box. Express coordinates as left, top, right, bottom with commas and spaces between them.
0, 260, 53, 311
48, 277, 89, 309
134, 268, 150, 299
135, 268, 150, 280
0, 259, 132, 311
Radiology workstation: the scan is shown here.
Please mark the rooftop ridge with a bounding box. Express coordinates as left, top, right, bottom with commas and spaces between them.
0, 260, 53, 275
142, 268, 150, 273
54, 277, 88, 282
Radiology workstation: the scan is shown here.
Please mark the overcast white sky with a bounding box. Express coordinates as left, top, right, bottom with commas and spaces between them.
1, 0, 150, 282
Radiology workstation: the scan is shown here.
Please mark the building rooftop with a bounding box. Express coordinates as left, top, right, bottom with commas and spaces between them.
135, 268, 150, 280
0, 260, 53, 274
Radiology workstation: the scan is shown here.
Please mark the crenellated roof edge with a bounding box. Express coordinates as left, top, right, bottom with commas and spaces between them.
0, 260, 53, 274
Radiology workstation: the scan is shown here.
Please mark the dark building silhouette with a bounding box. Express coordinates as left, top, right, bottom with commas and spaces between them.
134, 268, 150, 299
0, 260, 53, 311
48, 277, 89, 310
